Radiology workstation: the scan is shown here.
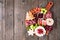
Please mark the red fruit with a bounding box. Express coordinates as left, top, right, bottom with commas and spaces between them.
37, 29, 43, 34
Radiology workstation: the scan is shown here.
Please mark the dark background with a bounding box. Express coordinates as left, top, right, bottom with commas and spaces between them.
0, 0, 60, 40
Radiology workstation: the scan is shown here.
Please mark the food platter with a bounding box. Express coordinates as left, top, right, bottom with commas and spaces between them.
25, 2, 54, 37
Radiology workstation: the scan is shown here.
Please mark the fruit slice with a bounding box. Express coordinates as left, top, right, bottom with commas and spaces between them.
35, 26, 46, 37
46, 18, 54, 26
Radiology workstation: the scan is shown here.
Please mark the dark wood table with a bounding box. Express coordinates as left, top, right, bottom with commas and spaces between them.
0, 0, 60, 40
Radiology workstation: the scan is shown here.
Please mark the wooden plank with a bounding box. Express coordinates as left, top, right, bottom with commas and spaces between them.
2, 0, 6, 40
14, 0, 26, 40
14, 0, 39, 40
0, 0, 3, 40
48, 0, 60, 40
4, 0, 14, 40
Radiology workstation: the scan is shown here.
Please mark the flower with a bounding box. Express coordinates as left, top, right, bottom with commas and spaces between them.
41, 8, 47, 14
27, 29, 34, 36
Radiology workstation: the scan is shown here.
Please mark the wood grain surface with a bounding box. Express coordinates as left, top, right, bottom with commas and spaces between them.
1, 0, 60, 40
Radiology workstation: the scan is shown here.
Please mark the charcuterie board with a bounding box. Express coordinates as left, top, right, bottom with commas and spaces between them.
25, 1, 54, 37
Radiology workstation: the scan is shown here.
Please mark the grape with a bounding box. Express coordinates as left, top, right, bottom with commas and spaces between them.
38, 13, 43, 18
34, 14, 38, 22
34, 14, 37, 17
45, 25, 53, 31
